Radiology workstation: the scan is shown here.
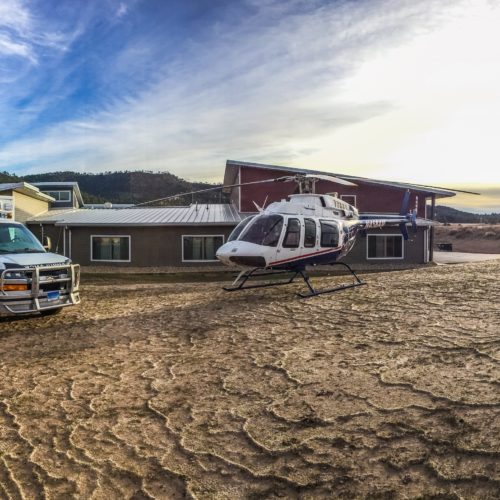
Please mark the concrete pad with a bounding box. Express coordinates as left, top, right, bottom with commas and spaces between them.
434, 251, 500, 264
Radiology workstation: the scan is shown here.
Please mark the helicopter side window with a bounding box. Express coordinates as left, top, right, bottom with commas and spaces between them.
320, 221, 339, 247
304, 218, 316, 247
283, 218, 301, 248
240, 214, 284, 247
227, 215, 256, 242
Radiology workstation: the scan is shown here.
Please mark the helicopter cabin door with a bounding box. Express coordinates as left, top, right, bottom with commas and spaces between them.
302, 217, 319, 263
273, 216, 303, 268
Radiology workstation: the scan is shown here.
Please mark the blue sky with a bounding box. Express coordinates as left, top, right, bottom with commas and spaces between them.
1, 0, 499, 211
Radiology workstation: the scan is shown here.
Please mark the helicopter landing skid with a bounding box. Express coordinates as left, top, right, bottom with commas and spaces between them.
297, 262, 366, 298
223, 268, 302, 292
223, 262, 365, 298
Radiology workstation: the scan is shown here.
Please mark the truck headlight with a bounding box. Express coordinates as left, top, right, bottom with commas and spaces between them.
5, 271, 24, 279
3, 284, 29, 291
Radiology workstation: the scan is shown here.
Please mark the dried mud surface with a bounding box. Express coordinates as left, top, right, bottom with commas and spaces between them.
1, 262, 499, 499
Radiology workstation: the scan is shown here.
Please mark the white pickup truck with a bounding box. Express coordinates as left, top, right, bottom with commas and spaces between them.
0, 219, 80, 316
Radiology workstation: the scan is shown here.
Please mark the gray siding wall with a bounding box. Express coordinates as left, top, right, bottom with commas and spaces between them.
29, 224, 234, 267
343, 227, 427, 265
28, 223, 427, 267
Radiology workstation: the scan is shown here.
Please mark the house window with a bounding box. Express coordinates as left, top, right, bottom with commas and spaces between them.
183, 235, 224, 262
304, 218, 316, 247
341, 195, 356, 207
91, 235, 131, 262
320, 221, 339, 247
44, 190, 71, 202
283, 218, 300, 248
367, 235, 403, 259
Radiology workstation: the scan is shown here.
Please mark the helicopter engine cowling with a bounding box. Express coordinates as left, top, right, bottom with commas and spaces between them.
216, 241, 269, 269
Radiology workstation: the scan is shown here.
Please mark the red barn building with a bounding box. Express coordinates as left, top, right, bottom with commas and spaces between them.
223, 160, 458, 266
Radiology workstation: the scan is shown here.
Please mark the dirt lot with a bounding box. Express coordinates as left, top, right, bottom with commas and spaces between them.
1, 262, 499, 499
434, 224, 500, 254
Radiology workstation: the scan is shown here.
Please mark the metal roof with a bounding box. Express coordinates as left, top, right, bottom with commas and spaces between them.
225, 160, 478, 198
28, 204, 242, 226
0, 182, 55, 202
31, 181, 85, 207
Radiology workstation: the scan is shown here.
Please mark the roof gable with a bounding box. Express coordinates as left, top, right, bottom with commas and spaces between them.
225, 160, 477, 198
0, 182, 55, 202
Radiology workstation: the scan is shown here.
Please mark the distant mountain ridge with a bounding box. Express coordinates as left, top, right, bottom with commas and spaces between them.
434, 205, 500, 224
0, 169, 498, 220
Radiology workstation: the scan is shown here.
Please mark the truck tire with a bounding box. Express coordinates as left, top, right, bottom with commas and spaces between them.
40, 307, 63, 316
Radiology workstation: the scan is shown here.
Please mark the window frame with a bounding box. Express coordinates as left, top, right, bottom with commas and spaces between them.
282, 217, 301, 249
182, 234, 225, 263
340, 194, 357, 207
303, 218, 317, 248
320, 220, 340, 248
44, 190, 72, 202
90, 234, 131, 263
366, 234, 404, 260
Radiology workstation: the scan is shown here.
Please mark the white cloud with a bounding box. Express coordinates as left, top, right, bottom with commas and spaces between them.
0, 0, 35, 62
116, 2, 129, 19
0, 0, 31, 33
1, 0, 499, 212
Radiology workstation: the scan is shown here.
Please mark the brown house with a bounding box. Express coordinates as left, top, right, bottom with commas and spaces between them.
28, 205, 241, 267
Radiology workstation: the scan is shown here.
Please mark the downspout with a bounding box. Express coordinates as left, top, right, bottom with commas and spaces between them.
238, 166, 242, 213
63, 226, 67, 256
69, 228, 72, 260
429, 194, 435, 261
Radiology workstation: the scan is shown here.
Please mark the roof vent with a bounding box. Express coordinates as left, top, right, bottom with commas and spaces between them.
104, 201, 113, 209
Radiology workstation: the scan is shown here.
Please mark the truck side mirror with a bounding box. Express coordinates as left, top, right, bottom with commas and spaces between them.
43, 236, 52, 251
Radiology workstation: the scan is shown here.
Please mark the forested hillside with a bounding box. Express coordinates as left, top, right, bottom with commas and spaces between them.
21, 171, 225, 205
434, 205, 500, 224
0, 171, 19, 183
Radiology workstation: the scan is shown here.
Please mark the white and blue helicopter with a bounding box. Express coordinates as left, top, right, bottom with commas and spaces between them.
215, 174, 417, 297
136, 173, 418, 297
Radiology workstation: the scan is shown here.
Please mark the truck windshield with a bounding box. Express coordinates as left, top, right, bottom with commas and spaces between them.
239, 214, 284, 247
0, 223, 45, 254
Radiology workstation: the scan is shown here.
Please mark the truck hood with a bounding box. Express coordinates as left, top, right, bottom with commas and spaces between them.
0, 252, 70, 268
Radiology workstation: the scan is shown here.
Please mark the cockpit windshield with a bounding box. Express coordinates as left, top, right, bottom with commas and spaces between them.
239, 214, 284, 247
227, 215, 256, 242
0, 223, 45, 254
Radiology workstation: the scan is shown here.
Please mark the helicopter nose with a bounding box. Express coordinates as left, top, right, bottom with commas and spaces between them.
216, 242, 267, 268
215, 242, 234, 265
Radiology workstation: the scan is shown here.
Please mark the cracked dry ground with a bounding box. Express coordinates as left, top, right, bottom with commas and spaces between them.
1, 261, 499, 499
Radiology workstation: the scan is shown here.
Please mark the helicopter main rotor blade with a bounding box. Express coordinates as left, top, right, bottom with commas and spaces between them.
132, 176, 293, 207
131, 173, 355, 208
132, 185, 224, 207
302, 174, 357, 186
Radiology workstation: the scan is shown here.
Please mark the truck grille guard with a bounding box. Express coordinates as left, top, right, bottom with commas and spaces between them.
0, 264, 80, 313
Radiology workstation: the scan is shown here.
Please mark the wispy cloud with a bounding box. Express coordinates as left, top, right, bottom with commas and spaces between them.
0, 0, 499, 212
